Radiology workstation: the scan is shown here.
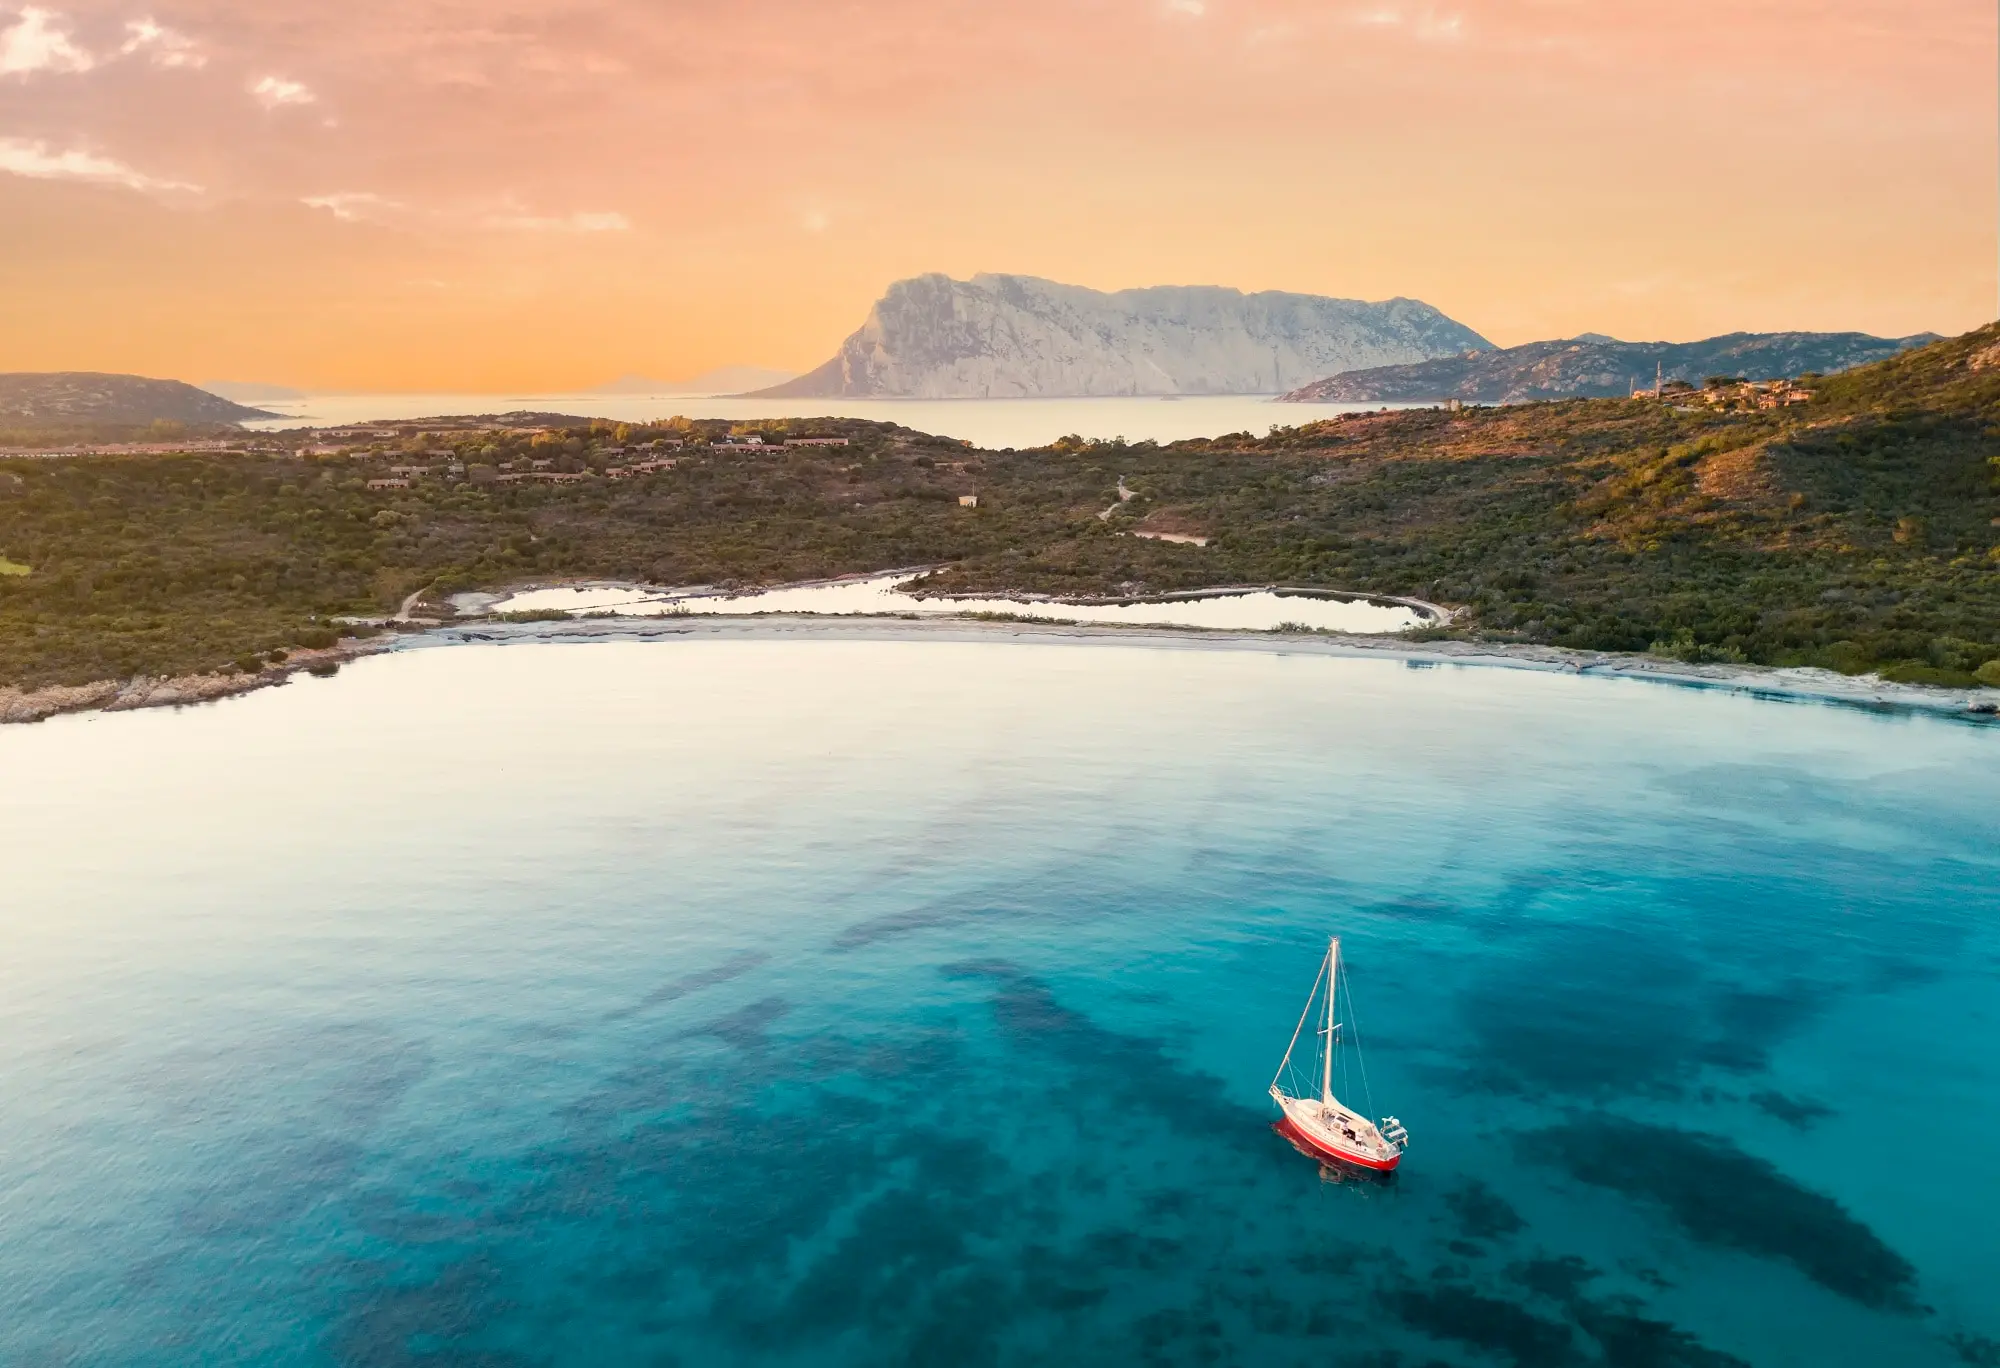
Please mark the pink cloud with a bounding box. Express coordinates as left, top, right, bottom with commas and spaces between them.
0, 5, 94, 74
0, 133, 196, 189
121, 16, 203, 67
248, 72, 312, 107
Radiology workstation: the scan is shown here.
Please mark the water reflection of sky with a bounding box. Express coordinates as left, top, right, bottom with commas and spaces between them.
486, 574, 1426, 633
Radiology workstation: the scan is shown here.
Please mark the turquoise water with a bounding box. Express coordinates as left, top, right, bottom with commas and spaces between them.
3, 636, 1997, 1367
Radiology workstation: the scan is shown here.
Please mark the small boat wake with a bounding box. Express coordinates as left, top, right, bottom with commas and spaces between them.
1269, 935, 1410, 1173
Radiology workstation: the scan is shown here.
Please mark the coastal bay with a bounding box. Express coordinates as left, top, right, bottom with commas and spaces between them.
4, 631, 1996, 1366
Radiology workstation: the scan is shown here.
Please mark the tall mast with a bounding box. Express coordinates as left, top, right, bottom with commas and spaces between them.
1320, 936, 1336, 1104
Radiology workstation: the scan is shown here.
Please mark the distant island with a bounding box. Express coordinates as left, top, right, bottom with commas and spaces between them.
746, 273, 1492, 399
0, 373, 277, 424
3, 324, 1997, 716
1281, 331, 1937, 404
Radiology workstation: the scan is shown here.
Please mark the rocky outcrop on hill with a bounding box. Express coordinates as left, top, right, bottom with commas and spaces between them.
0, 372, 277, 424
748, 273, 1491, 399
1281, 332, 1938, 404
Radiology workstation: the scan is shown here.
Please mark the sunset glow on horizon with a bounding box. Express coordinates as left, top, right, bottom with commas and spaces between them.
1, 0, 1993, 391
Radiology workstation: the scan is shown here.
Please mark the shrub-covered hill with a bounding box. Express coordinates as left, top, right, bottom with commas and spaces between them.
1280, 330, 1936, 404
0, 373, 276, 425
1, 327, 1996, 693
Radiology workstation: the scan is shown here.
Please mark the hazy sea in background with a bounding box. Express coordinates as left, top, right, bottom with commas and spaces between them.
240, 394, 1396, 448
4, 635, 1997, 1367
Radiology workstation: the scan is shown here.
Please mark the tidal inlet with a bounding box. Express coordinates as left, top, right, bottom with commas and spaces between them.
2, 3, 1997, 1365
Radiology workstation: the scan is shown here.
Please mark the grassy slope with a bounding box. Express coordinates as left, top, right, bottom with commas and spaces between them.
1, 329, 1996, 691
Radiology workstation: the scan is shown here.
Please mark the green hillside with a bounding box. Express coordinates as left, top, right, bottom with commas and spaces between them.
2, 326, 1996, 693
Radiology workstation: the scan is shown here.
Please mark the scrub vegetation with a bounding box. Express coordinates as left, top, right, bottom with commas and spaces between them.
2, 326, 1998, 691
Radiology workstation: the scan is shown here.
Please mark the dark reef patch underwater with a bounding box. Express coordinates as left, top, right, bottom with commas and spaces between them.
1521, 1118, 1918, 1311
1, 637, 1996, 1366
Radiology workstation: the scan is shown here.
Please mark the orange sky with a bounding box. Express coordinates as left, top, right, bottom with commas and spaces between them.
0, 0, 1993, 390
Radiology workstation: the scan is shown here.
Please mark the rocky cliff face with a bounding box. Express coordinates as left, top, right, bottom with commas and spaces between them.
749, 274, 1491, 399
1281, 332, 1939, 404
0, 373, 277, 424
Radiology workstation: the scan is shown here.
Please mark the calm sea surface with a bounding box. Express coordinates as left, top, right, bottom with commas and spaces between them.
240, 394, 1395, 448
3, 636, 1997, 1367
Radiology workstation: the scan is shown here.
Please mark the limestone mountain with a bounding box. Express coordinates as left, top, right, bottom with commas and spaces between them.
747, 273, 1491, 399
1281, 331, 1938, 404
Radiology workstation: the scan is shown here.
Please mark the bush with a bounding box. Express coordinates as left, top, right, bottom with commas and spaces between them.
1928, 636, 1989, 672
1879, 660, 1979, 687
1648, 628, 1746, 665
1977, 659, 2000, 688
1818, 640, 1873, 675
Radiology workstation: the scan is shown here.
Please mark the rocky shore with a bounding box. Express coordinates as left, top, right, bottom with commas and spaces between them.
0, 638, 392, 725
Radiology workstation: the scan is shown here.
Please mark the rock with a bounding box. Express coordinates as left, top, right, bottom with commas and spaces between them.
748, 273, 1490, 399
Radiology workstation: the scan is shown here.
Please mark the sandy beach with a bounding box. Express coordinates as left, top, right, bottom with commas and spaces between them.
5, 603, 1996, 728
406, 612, 2000, 723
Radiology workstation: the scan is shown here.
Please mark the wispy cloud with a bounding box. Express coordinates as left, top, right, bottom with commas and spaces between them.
250, 73, 315, 108
0, 5, 93, 75
121, 17, 204, 68
486, 209, 631, 233
304, 193, 629, 234
303, 191, 402, 222
1347, 5, 1464, 42
0, 136, 197, 191
1164, 0, 1206, 16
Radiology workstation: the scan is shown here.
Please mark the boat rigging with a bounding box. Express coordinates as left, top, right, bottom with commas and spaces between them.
1269, 936, 1409, 1171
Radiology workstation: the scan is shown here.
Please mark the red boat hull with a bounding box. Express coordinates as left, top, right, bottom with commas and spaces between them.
1274, 1115, 1402, 1171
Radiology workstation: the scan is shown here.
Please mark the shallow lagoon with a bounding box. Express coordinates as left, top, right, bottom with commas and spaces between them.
488, 574, 1430, 633
3, 635, 1997, 1367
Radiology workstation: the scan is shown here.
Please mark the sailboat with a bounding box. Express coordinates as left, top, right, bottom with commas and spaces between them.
1269, 936, 1409, 1171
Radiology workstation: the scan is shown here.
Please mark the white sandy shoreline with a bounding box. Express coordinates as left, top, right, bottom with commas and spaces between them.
3, 607, 1996, 727
406, 612, 1999, 724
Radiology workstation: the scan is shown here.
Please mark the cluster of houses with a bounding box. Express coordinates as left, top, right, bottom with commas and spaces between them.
6, 419, 862, 482
1631, 373, 1814, 409
713, 434, 850, 451
3, 439, 253, 459
607, 458, 678, 479
357, 432, 855, 492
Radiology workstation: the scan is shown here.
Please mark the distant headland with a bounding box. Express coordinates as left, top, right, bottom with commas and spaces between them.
1282, 331, 1938, 404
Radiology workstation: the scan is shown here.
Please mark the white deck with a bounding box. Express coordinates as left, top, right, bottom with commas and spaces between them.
1273, 1089, 1402, 1167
